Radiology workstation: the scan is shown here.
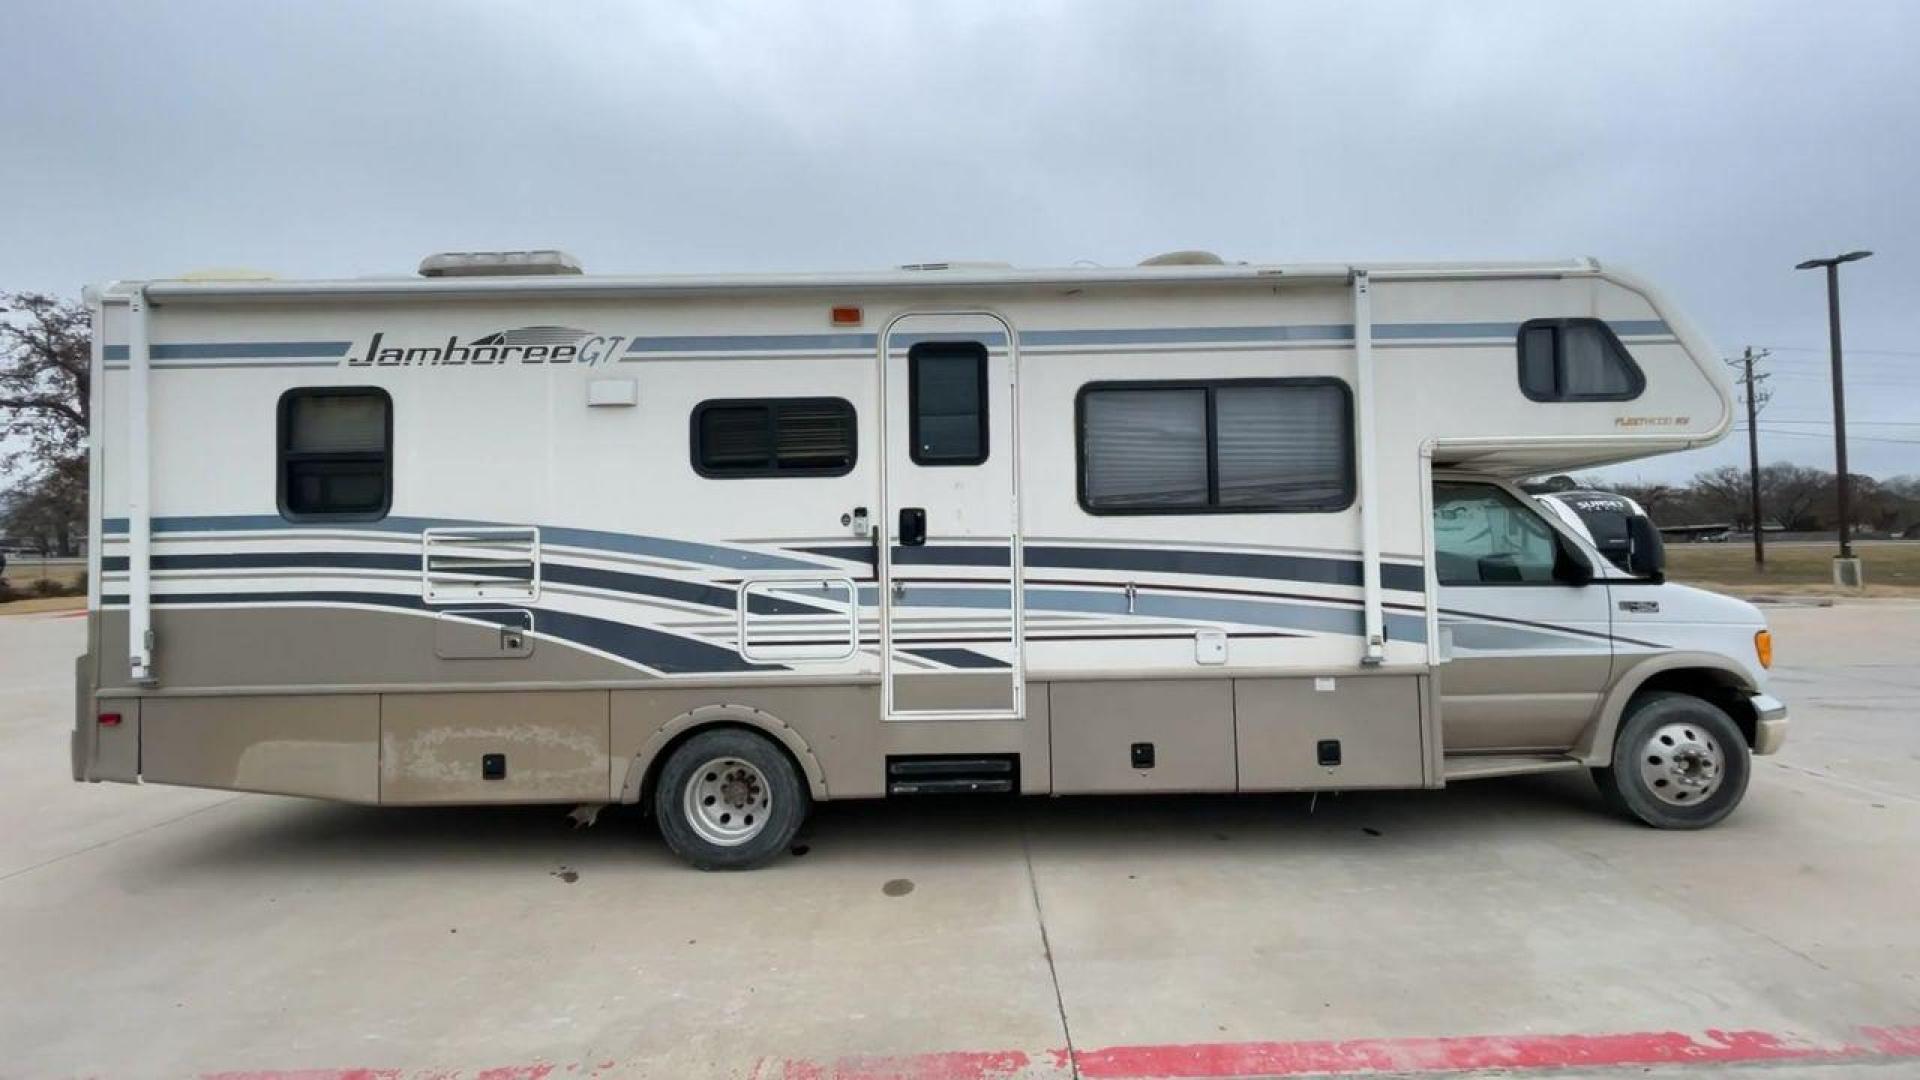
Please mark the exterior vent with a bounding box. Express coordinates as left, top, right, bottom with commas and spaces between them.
1139, 250, 1225, 266
886, 755, 1018, 795
418, 250, 583, 278
897, 261, 1014, 272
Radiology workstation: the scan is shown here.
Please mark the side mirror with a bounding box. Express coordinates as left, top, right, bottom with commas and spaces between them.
1553, 536, 1595, 587
1625, 515, 1666, 582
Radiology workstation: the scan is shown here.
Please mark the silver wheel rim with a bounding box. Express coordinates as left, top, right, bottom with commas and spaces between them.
682, 757, 773, 847
1638, 721, 1726, 807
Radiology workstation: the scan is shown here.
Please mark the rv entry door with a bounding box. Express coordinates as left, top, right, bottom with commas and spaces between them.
880, 313, 1024, 720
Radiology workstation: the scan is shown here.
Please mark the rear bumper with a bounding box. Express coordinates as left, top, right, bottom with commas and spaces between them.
1751, 693, 1789, 755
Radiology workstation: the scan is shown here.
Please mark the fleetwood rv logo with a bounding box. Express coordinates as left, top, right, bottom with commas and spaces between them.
346, 326, 627, 367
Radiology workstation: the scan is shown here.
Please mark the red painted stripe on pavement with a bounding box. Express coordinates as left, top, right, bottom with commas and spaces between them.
766, 1049, 1033, 1080
763, 1023, 1920, 1079
192, 1023, 1920, 1080
1070, 1027, 1859, 1077
1865, 1025, 1920, 1055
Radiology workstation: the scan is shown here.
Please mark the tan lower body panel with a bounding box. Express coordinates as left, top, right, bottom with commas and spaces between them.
142, 694, 379, 803
113, 675, 1439, 804
95, 607, 637, 691
380, 690, 609, 804
1439, 654, 1608, 751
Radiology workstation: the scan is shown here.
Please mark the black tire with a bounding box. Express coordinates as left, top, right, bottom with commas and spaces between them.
653, 728, 808, 870
1592, 691, 1750, 829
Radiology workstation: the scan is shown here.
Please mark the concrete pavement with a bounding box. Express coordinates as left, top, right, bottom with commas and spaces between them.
2, 603, 1917, 1078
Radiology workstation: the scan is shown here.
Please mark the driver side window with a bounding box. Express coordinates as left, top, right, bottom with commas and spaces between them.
1434, 482, 1560, 585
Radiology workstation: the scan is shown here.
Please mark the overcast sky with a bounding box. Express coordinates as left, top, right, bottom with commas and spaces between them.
4, 0, 1914, 483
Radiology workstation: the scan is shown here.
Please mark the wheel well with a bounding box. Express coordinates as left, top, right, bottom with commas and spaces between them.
635, 720, 810, 814
1630, 668, 1758, 747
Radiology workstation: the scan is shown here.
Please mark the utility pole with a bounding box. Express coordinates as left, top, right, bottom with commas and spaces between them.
1729, 348, 1771, 569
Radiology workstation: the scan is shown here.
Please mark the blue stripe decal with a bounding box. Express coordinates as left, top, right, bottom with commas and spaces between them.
1028, 544, 1426, 594
98, 591, 778, 674
1375, 319, 1670, 340
891, 545, 1013, 568
99, 516, 821, 572
1027, 587, 1429, 644
1444, 620, 1602, 652
1023, 324, 1353, 347
625, 332, 876, 354
98, 321, 1674, 366
102, 341, 352, 362
97, 551, 831, 615
798, 543, 1425, 594
874, 583, 1428, 644
901, 647, 1010, 670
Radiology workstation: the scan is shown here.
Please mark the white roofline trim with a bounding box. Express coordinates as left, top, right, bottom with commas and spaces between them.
102, 259, 1600, 305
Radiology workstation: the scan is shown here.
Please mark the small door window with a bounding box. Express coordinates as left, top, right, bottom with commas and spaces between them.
278, 387, 391, 520
908, 342, 989, 466
1433, 482, 1561, 585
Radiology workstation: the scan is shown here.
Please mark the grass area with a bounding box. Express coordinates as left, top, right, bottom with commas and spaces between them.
1666, 540, 1920, 597
0, 559, 86, 610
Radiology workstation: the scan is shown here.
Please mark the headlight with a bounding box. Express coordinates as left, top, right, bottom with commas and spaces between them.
1754, 629, 1773, 669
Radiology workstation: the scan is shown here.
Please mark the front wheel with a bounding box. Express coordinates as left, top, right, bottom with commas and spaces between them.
653, 728, 808, 870
1593, 691, 1751, 829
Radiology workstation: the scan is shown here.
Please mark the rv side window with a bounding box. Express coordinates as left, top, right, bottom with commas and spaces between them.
909, 341, 989, 466
1077, 379, 1354, 514
278, 388, 392, 521
691, 397, 857, 477
1516, 318, 1645, 402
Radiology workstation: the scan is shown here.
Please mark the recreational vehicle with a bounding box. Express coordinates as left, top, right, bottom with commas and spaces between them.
71, 251, 1788, 869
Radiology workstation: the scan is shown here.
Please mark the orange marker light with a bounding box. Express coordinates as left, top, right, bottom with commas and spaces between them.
1754, 629, 1773, 669
830, 306, 862, 327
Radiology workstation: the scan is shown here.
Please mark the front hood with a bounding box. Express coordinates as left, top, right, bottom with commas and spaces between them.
1647, 582, 1767, 627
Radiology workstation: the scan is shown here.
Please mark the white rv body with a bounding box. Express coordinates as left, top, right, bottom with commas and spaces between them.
71, 255, 1785, 864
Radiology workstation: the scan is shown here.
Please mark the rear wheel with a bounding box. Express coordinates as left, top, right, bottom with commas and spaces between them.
653, 728, 808, 870
1593, 691, 1750, 829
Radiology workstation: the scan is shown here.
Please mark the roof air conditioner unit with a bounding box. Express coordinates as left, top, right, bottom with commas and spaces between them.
418, 250, 584, 278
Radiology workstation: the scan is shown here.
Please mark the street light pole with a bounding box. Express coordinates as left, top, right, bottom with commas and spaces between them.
1821, 262, 1853, 560
1794, 250, 1872, 570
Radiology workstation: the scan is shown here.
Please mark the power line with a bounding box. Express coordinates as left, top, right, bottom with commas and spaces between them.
1760, 344, 1920, 358
1734, 426, 1920, 445
1755, 418, 1920, 428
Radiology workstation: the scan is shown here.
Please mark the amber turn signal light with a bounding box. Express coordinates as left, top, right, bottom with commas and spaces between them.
1754, 630, 1773, 669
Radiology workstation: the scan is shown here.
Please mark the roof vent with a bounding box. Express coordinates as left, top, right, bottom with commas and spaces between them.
418, 250, 584, 278
1138, 250, 1225, 266
898, 260, 1014, 272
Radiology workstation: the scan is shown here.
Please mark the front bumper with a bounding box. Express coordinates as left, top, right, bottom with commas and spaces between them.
1751, 693, 1789, 755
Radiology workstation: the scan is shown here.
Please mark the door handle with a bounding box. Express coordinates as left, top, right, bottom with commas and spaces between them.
898, 507, 927, 547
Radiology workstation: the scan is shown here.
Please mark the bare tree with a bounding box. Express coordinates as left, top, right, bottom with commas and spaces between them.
0, 293, 89, 554
1689, 466, 1754, 528
1759, 462, 1829, 532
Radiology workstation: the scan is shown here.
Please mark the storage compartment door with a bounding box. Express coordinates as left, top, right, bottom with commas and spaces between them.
1236, 675, 1427, 790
